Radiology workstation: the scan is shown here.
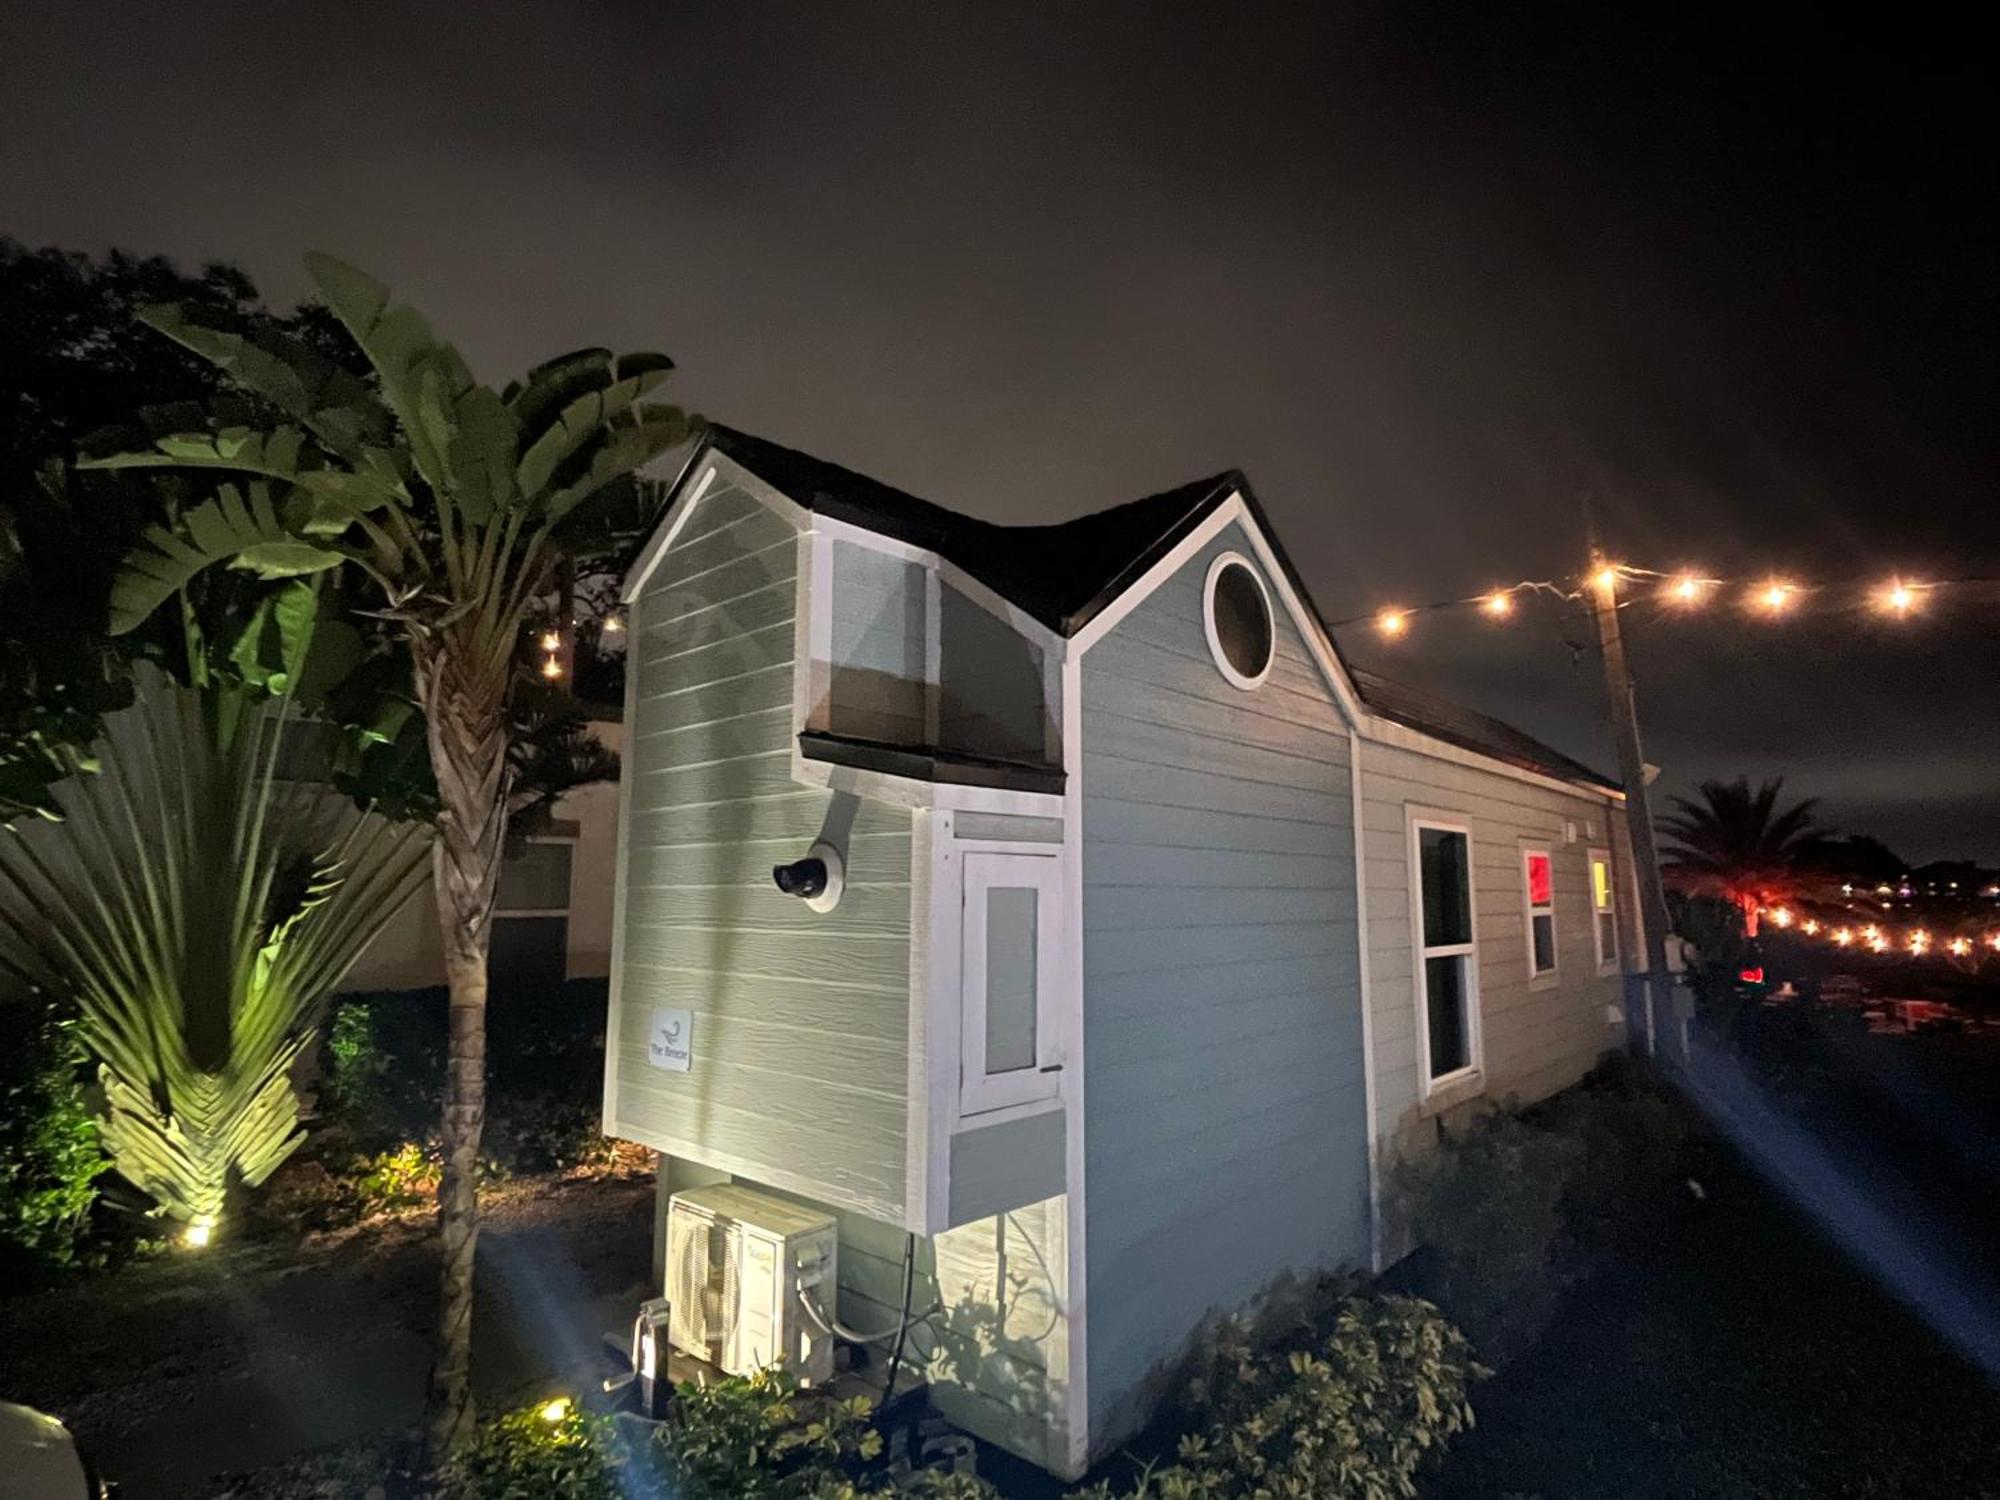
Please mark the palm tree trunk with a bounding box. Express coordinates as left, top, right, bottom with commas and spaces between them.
417, 642, 513, 1459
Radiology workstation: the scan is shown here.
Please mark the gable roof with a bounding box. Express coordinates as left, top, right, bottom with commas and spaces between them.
684, 425, 1615, 794
704, 426, 1236, 635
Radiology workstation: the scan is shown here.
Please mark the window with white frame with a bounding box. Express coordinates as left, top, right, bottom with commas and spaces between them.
1589, 848, 1618, 974
1412, 817, 1479, 1089
959, 850, 1062, 1115
1201, 553, 1275, 690
1523, 847, 1557, 980
493, 837, 573, 995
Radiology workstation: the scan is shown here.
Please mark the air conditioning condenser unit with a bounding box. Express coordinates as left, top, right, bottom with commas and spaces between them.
665, 1183, 838, 1385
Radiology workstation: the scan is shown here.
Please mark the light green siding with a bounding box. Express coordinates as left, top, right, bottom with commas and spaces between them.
610, 480, 916, 1224
1081, 526, 1369, 1453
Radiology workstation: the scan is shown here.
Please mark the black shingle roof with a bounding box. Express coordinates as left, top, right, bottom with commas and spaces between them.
706, 426, 1234, 635
697, 425, 1616, 793
1346, 667, 1619, 792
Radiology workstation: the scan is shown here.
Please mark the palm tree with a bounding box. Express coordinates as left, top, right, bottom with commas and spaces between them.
85, 254, 694, 1452
0, 655, 429, 1243
1659, 776, 1830, 936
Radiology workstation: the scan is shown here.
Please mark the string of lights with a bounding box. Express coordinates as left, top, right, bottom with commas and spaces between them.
1758, 902, 2000, 969
1340, 563, 1999, 640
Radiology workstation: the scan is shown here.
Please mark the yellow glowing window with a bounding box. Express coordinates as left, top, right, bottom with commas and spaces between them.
1589, 851, 1618, 973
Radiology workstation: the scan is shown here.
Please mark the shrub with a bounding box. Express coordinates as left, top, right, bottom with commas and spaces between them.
646, 1368, 883, 1500
438, 1404, 625, 1500
0, 1007, 108, 1282
1085, 1293, 1484, 1500
1392, 1106, 1582, 1362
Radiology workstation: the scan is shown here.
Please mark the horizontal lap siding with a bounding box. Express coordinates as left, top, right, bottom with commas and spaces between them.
613, 482, 913, 1224
1358, 740, 1625, 1173
1081, 526, 1368, 1453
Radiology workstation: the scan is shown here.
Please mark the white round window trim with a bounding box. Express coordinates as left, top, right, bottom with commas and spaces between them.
1202, 552, 1275, 690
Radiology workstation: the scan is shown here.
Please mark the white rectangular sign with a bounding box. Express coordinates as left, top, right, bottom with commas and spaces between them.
648, 1007, 693, 1072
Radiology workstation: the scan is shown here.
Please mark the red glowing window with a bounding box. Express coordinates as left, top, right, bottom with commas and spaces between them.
1739, 966, 1765, 985
1526, 852, 1553, 907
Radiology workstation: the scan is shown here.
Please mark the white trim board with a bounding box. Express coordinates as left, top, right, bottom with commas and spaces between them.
623, 450, 812, 602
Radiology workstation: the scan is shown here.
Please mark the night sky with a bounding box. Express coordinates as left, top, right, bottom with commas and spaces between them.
5, 5, 1993, 859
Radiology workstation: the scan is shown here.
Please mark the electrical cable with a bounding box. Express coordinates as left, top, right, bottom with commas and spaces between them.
880, 1232, 917, 1404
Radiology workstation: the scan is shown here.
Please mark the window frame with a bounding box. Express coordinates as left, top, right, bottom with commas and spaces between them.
1201, 551, 1276, 691
958, 849, 1064, 1117
495, 833, 576, 919
1408, 811, 1483, 1099
1588, 846, 1619, 976
1522, 845, 1558, 986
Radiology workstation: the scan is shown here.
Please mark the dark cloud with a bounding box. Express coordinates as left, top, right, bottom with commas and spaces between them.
5, 3, 1992, 858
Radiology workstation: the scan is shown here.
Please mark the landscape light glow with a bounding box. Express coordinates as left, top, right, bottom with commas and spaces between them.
539, 630, 561, 651
540, 655, 564, 680
539, 1397, 571, 1424
182, 1214, 215, 1249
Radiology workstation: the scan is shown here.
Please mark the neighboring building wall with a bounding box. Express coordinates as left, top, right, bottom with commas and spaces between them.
343, 718, 623, 993
1357, 733, 1627, 1179
606, 478, 916, 1225
1080, 525, 1370, 1453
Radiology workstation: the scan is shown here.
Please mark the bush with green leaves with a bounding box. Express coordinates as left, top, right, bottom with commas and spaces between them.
1080, 1293, 1484, 1500
0, 1007, 108, 1282
1391, 1106, 1584, 1363
441, 1375, 886, 1500
437, 1404, 626, 1500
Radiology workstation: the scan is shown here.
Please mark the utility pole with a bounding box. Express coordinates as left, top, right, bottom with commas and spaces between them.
1586, 538, 1676, 1052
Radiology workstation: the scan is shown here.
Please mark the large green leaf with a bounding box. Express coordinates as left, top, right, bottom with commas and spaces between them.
134, 304, 390, 460
82, 423, 313, 480
108, 482, 340, 635
304, 253, 470, 498
514, 369, 670, 500
542, 410, 697, 524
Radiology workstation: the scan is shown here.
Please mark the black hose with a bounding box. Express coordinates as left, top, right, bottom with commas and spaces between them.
880, 1232, 917, 1407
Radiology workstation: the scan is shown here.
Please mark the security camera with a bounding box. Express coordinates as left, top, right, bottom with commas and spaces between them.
772, 840, 844, 913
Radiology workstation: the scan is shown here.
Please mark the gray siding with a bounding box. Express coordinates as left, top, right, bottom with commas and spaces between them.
611, 482, 915, 1224
1081, 526, 1369, 1451
1358, 733, 1626, 1180
828, 540, 927, 743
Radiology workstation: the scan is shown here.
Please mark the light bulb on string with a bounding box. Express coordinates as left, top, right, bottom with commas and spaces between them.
1376, 608, 1409, 638
1949, 937, 1972, 958
1832, 928, 1854, 947
1590, 565, 1620, 596
1876, 578, 1924, 617
1801, 919, 1820, 936
1755, 580, 1795, 615
1666, 572, 1709, 606
1768, 906, 1793, 929
1482, 590, 1514, 619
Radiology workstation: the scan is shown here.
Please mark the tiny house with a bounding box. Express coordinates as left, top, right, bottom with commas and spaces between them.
602, 427, 1643, 1475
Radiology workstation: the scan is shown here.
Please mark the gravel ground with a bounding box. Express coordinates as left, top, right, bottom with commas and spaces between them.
0, 1171, 656, 1500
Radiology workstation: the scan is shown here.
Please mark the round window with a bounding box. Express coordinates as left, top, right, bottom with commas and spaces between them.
1203, 553, 1274, 689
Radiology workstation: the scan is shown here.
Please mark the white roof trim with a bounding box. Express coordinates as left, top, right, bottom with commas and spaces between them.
622, 447, 811, 603
1360, 711, 1624, 804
